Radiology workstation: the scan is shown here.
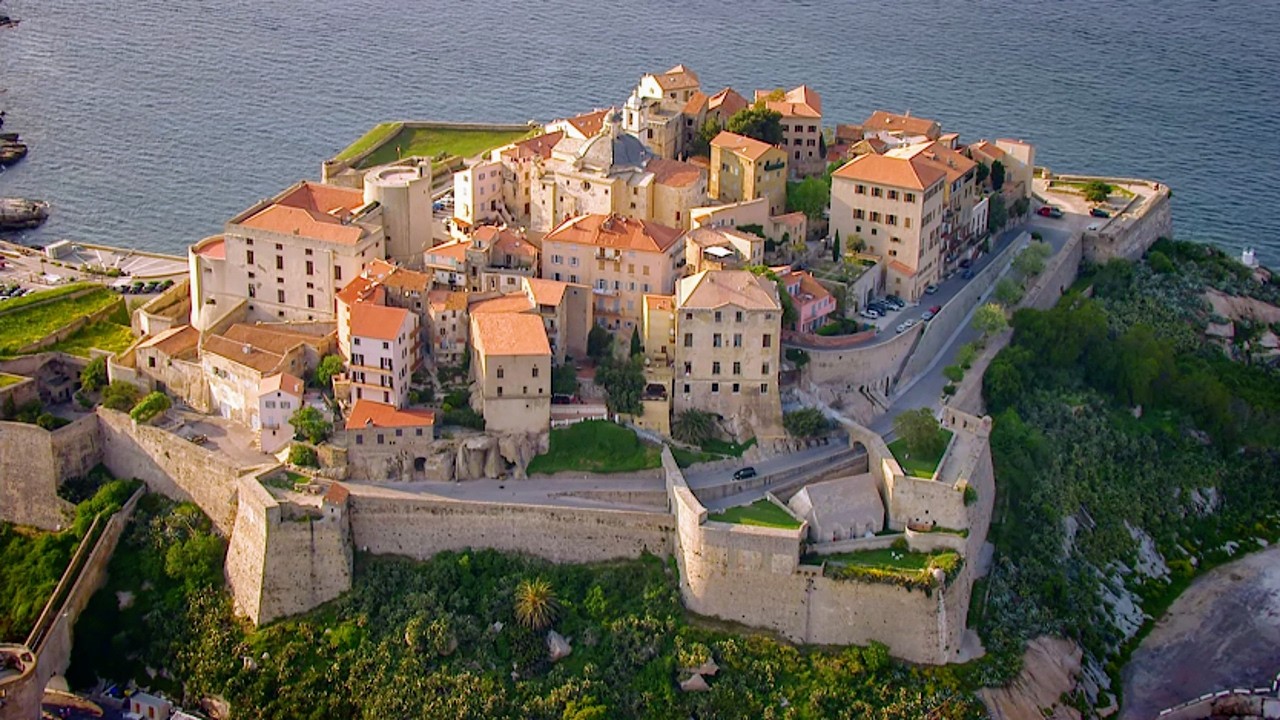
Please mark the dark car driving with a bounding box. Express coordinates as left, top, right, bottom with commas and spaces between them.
732, 467, 757, 481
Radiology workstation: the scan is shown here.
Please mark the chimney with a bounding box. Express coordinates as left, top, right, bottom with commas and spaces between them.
242, 344, 252, 355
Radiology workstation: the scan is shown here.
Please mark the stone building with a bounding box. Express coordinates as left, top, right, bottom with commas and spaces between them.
622, 64, 701, 159
361, 160, 433, 268
453, 158, 505, 227
709, 131, 788, 216
755, 85, 824, 177
681, 87, 748, 152
189, 181, 385, 328
343, 399, 437, 481
788, 474, 885, 542
256, 372, 303, 454
642, 294, 677, 366
465, 225, 539, 293
201, 324, 332, 426
540, 213, 685, 336
829, 146, 947, 300
425, 289, 469, 367
494, 131, 563, 226
673, 270, 783, 440
860, 109, 942, 148
683, 225, 765, 273
469, 277, 593, 364
340, 303, 417, 409
469, 312, 552, 435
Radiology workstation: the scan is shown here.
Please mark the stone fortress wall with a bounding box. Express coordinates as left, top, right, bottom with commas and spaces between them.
0, 414, 100, 531
1068, 176, 1173, 263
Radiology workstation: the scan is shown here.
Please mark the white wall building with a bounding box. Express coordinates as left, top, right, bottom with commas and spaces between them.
256, 372, 304, 453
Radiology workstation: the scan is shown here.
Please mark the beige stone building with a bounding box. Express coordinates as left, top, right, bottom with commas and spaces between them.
910, 141, 981, 264
709, 131, 788, 216
465, 225, 539, 293
469, 276, 593, 364
829, 146, 947, 300
689, 197, 808, 245
469, 312, 551, 435
683, 225, 765, 273
623, 64, 701, 159
425, 289, 469, 367
530, 114, 706, 233
361, 160, 433, 268
200, 324, 332, 426
642, 294, 677, 366
755, 86, 823, 177
341, 303, 417, 409
343, 399, 437, 481
682, 87, 749, 152
189, 181, 385, 328
673, 270, 783, 440
968, 138, 1036, 203
453, 158, 506, 227
544, 108, 610, 141
494, 131, 563, 225
540, 213, 685, 336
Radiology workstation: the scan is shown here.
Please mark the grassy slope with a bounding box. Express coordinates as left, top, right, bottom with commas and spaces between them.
526, 420, 662, 474
707, 499, 802, 529
353, 126, 534, 168
47, 321, 136, 357
0, 287, 122, 354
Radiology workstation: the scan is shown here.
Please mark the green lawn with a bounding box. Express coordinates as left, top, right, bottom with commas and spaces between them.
707, 499, 802, 530
1047, 179, 1135, 198
887, 429, 953, 479
261, 471, 309, 491
701, 436, 756, 457
0, 288, 123, 355
817, 548, 963, 588
0, 282, 96, 317
46, 322, 135, 357
0, 373, 23, 388
338, 124, 535, 169
526, 420, 662, 475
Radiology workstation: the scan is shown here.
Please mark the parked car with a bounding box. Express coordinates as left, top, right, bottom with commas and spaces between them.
930, 305, 942, 314
1037, 206, 1064, 218
859, 309, 880, 319
895, 323, 907, 334
886, 294, 905, 308
732, 467, 757, 481
903, 319, 918, 328
921, 310, 935, 321
962, 268, 975, 280
923, 284, 939, 295
1090, 207, 1111, 218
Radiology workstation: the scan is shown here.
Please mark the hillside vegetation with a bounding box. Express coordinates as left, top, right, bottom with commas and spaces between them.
973, 240, 1280, 710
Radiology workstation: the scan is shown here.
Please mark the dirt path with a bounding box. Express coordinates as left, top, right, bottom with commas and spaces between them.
1120, 543, 1280, 720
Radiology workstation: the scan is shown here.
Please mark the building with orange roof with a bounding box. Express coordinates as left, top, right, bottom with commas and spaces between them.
257, 372, 305, 453
709, 131, 788, 216
778, 268, 837, 333
968, 139, 1036, 204
188, 180, 386, 329
468, 276, 593, 363
681, 87, 749, 156
453, 157, 505, 227
469, 312, 551, 435
910, 141, 982, 259
496, 131, 564, 225
755, 86, 824, 177
465, 225, 540, 293
545, 109, 611, 141
199, 322, 332, 427
426, 288, 470, 366
861, 110, 943, 146
422, 238, 468, 287
540, 213, 685, 336
641, 293, 677, 365
688, 197, 809, 246
530, 112, 706, 233
673, 270, 783, 440
624, 65, 702, 159
683, 225, 765, 273
340, 302, 417, 409
342, 398, 437, 481
829, 143, 948, 299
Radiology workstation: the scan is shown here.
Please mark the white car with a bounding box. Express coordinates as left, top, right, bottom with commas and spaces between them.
903, 319, 918, 329
895, 323, 907, 334
859, 309, 880, 319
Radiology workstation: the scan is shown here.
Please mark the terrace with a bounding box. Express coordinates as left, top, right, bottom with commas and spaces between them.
706, 498, 802, 530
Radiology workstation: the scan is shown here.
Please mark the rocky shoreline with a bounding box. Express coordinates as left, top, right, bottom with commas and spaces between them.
0, 9, 51, 232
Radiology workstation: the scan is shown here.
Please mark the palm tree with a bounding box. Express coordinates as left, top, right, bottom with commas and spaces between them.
514, 577, 559, 630
672, 410, 715, 446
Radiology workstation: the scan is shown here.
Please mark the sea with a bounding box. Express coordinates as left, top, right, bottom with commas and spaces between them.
1, 0, 1279, 265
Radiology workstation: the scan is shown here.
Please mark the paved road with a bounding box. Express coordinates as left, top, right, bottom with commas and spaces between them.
343, 474, 667, 512
682, 440, 844, 489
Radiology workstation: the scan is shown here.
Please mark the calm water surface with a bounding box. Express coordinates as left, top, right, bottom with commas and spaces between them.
1, 0, 1279, 264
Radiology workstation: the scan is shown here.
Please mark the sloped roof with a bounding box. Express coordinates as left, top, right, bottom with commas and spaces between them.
912, 141, 977, 184
652, 64, 699, 90
544, 214, 682, 254
222, 323, 327, 355
138, 325, 199, 359
348, 303, 410, 341
756, 86, 822, 118
831, 147, 947, 190
711, 131, 779, 162
471, 312, 551, 357
501, 131, 564, 160
238, 181, 369, 245
427, 289, 469, 313
646, 157, 704, 188
258, 372, 303, 397
707, 88, 749, 117
682, 90, 709, 115
202, 334, 284, 374
469, 294, 534, 315
424, 239, 468, 265
336, 275, 381, 306
677, 270, 780, 311
565, 109, 609, 138
787, 474, 884, 540
645, 294, 675, 312
862, 110, 941, 139
345, 399, 435, 430
524, 277, 569, 307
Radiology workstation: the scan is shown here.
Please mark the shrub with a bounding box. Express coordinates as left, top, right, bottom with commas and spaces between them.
129, 391, 171, 423
672, 409, 716, 446
956, 342, 979, 370
963, 485, 978, 506
1148, 250, 1175, 274
101, 381, 141, 412
783, 407, 830, 437
943, 365, 964, 383
1081, 179, 1113, 203
552, 364, 578, 396
441, 407, 485, 429
290, 406, 332, 444
313, 354, 344, 389
943, 384, 957, 396
785, 347, 810, 367
288, 444, 319, 468
891, 538, 909, 551
80, 355, 108, 393
893, 408, 946, 458
514, 577, 559, 630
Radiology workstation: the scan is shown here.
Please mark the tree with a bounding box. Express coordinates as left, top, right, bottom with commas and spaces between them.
987, 194, 1008, 232
972, 303, 1009, 338
102, 380, 141, 412
1013, 240, 1052, 277
994, 278, 1025, 307
691, 118, 721, 157
893, 408, 945, 458
783, 407, 830, 437
955, 342, 980, 369
513, 577, 558, 631
313, 354, 344, 390
726, 105, 783, 146
80, 355, 108, 393
629, 326, 642, 358
1081, 180, 1112, 203
976, 162, 990, 185
747, 265, 798, 328
551, 364, 578, 396
290, 405, 332, 444
595, 355, 644, 416
288, 443, 319, 467
831, 230, 841, 263
990, 160, 1006, 191
786, 177, 830, 220
672, 409, 716, 446
587, 325, 613, 361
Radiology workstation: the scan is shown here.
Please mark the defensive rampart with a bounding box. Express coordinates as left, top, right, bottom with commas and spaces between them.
97, 408, 250, 533
1078, 179, 1172, 262
0, 415, 101, 530
224, 477, 352, 625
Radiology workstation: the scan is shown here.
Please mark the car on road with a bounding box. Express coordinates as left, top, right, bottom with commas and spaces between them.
859, 309, 879, 319
923, 283, 938, 294
903, 318, 918, 329
895, 323, 907, 333
961, 268, 975, 280
1090, 207, 1111, 218
930, 305, 942, 314
921, 310, 935, 321
1037, 206, 1064, 218
732, 467, 757, 481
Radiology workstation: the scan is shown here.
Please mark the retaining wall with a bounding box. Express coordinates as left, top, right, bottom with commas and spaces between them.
1082, 185, 1172, 263
802, 323, 921, 396
0, 415, 101, 530
97, 409, 247, 533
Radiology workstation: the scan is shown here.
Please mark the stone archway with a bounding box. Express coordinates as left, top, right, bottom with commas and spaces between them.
413, 457, 426, 473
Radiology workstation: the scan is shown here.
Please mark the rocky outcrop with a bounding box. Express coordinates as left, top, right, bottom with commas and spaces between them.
0, 197, 49, 230
451, 431, 548, 481
980, 636, 1084, 720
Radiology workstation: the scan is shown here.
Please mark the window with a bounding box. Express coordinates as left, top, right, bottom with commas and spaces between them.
396, 428, 403, 437
305, 260, 314, 275
733, 333, 742, 347
307, 294, 314, 308
497, 386, 503, 396
887, 214, 897, 226
808, 125, 817, 133
277, 289, 285, 303
714, 311, 722, 323
761, 383, 769, 394
246, 250, 255, 264
305, 248, 312, 255
685, 312, 693, 320
416, 428, 423, 436
552, 254, 563, 265
905, 192, 916, 203
870, 211, 881, 222
711, 382, 719, 393
713, 333, 722, 348
275, 243, 282, 250
683, 383, 690, 394
855, 184, 865, 195
905, 217, 912, 229
356, 435, 364, 445
732, 361, 741, 375
872, 187, 883, 198
732, 383, 740, 393
382, 341, 389, 350
712, 361, 721, 375
570, 256, 578, 267
334, 266, 343, 281
377, 434, 385, 445
497, 368, 504, 379
888, 190, 899, 200
762, 334, 772, 348
735, 311, 743, 322
248, 285, 256, 298
531, 366, 539, 378
762, 362, 770, 374
275, 256, 284, 270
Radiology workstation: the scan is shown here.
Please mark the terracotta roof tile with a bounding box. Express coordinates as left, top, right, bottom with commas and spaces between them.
677, 270, 780, 311
682, 90, 709, 115
756, 86, 822, 118
565, 109, 609, 138
646, 157, 704, 188
195, 236, 225, 260
471, 313, 551, 357
202, 334, 285, 374
336, 275, 381, 306
238, 181, 370, 245
652, 64, 699, 90
469, 294, 534, 315
345, 399, 435, 430
427, 289, 468, 313
324, 482, 350, 504
348, 303, 411, 341
544, 214, 682, 254
711, 131, 779, 162
222, 323, 328, 355
138, 325, 199, 358
831, 148, 946, 190
644, 294, 675, 312
524, 277, 569, 307
501, 131, 563, 160
707, 88, 748, 117
258, 372, 304, 397
862, 110, 941, 139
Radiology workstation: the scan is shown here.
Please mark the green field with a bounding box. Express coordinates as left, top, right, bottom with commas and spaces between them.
0, 373, 23, 388
818, 547, 962, 588
47, 322, 135, 357
336, 123, 535, 169
0, 282, 96, 317
0, 287, 124, 356
707, 499, 802, 529
887, 429, 953, 479
526, 420, 662, 475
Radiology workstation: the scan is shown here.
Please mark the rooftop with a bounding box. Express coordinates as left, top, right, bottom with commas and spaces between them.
501, 131, 564, 160
711, 131, 779, 162
755, 85, 822, 118
259, 372, 304, 397
336, 275, 382, 306
832, 147, 947, 190
469, 294, 534, 315
471, 312, 551, 357
524, 277, 570, 307
344, 399, 435, 430
651, 64, 700, 91
544, 213, 682, 254
862, 110, 942, 139
202, 334, 285, 374
137, 324, 200, 359
194, 235, 225, 259
707, 87, 749, 116
427, 289, 468, 312
678, 270, 780, 311
348, 303, 411, 341
646, 157, 704, 188
221, 323, 328, 356
237, 181, 371, 245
